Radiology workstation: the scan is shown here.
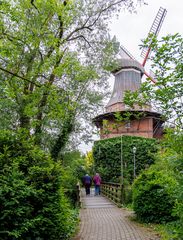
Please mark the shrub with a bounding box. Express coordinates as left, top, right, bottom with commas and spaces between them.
172, 173, 183, 238
132, 170, 177, 223
0, 130, 78, 239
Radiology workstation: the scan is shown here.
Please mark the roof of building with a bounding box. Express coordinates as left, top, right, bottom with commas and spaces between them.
111, 58, 145, 75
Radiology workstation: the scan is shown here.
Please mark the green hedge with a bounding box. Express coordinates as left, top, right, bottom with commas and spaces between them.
132, 170, 177, 223
93, 135, 157, 183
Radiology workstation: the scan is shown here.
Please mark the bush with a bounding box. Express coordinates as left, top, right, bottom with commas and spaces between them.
173, 173, 183, 238
132, 169, 177, 223
0, 130, 78, 239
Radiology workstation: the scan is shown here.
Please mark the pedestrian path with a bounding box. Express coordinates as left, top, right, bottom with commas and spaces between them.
82, 189, 115, 209
73, 188, 161, 240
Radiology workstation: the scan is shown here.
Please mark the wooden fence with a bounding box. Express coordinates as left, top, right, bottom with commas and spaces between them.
100, 182, 125, 206
76, 182, 82, 207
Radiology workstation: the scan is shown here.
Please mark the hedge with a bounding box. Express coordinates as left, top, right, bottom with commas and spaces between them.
93, 135, 158, 183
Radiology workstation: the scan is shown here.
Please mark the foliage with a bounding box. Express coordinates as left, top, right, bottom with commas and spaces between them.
60, 151, 86, 205
93, 135, 157, 183
0, 0, 144, 158
84, 151, 95, 175
85, 151, 94, 168
132, 169, 177, 224
149, 131, 183, 238
0, 130, 78, 239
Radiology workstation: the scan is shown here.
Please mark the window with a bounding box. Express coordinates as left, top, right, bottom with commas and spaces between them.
125, 122, 131, 129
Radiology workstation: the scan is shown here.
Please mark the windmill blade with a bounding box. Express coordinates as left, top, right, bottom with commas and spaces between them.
149, 69, 157, 81
144, 71, 156, 83
120, 45, 136, 60
141, 7, 167, 66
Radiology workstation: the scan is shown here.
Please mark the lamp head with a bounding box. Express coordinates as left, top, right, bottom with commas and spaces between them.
133, 146, 137, 153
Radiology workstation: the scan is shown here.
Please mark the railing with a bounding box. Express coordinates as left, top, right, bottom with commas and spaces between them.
76, 182, 82, 207
101, 182, 125, 206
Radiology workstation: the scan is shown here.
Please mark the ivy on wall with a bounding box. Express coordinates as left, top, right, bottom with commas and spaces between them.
93, 135, 158, 183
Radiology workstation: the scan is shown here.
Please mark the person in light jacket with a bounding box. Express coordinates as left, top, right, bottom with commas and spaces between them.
93, 173, 101, 196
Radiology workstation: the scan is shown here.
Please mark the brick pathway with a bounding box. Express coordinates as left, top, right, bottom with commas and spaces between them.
73, 188, 161, 240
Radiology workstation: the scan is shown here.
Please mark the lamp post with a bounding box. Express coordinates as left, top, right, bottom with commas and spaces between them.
120, 135, 124, 204
133, 146, 137, 179
120, 135, 123, 186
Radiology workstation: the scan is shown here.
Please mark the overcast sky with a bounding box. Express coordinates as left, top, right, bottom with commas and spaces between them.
109, 0, 183, 63
80, 0, 183, 153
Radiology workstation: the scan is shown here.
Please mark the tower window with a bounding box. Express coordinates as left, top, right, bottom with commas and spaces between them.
125, 122, 131, 128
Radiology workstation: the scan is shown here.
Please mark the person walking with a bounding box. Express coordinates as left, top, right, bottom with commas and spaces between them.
93, 173, 101, 196
82, 174, 92, 195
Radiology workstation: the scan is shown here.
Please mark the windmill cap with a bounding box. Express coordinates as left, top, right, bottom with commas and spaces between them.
112, 58, 145, 75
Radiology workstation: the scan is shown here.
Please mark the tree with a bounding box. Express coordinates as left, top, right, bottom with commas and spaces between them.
0, 0, 143, 159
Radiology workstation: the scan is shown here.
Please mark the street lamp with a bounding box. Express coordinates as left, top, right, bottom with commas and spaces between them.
133, 146, 137, 179
120, 135, 124, 204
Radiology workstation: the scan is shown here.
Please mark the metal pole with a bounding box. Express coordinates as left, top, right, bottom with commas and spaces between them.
120, 135, 124, 204
133, 146, 137, 179
120, 135, 123, 186
133, 152, 136, 179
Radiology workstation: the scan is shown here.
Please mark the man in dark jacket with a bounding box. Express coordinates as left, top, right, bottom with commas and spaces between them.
82, 174, 92, 195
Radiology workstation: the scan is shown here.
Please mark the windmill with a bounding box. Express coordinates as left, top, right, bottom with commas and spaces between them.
93, 7, 167, 140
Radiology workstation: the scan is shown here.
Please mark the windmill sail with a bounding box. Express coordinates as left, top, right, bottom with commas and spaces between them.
120, 45, 136, 60
141, 7, 167, 65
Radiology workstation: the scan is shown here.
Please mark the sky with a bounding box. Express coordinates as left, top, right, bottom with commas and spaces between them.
109, 0, 183, 64
80, 0, 183, 153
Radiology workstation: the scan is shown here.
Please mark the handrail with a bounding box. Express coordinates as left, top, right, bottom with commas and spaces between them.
101, 182, 124, 206
102, 181, 121, 186
76, 182, 82, 207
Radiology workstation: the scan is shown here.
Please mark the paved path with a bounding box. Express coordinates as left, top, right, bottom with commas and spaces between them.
73, 188, 161, 240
